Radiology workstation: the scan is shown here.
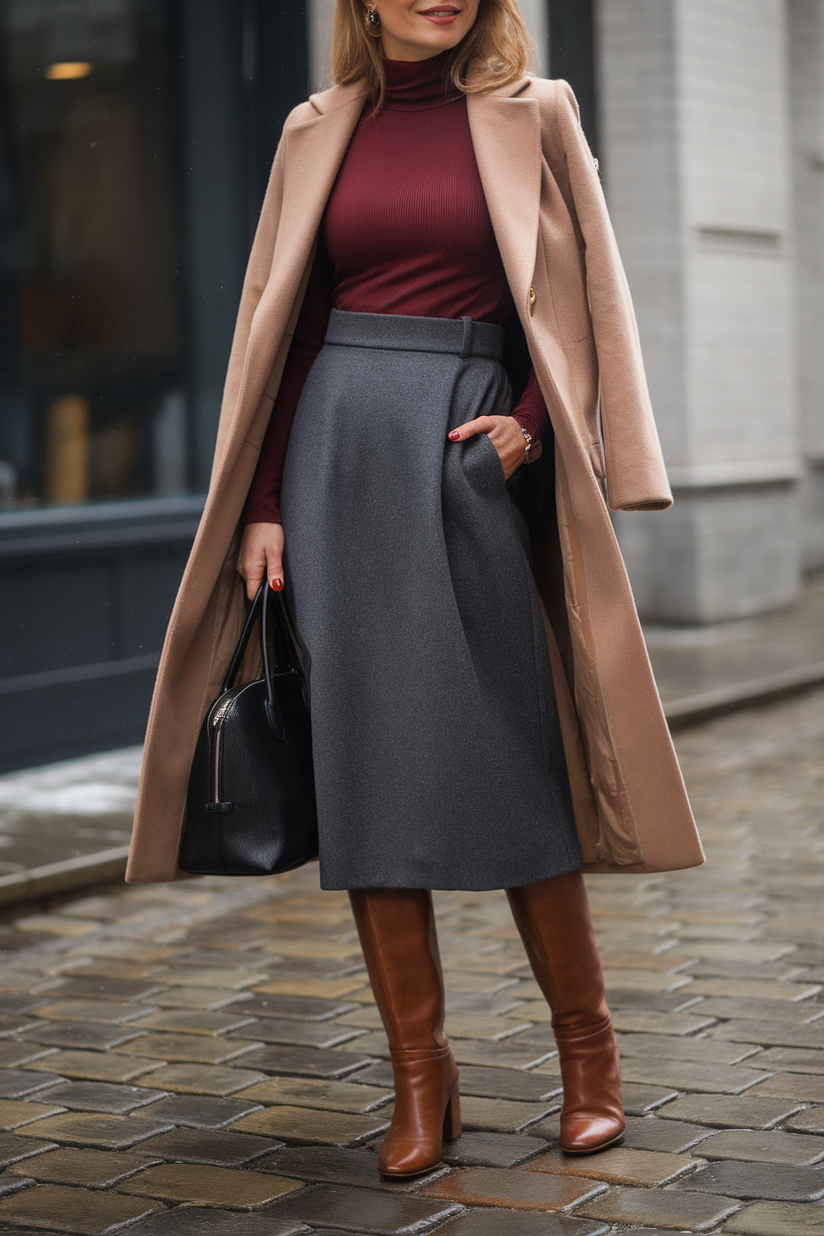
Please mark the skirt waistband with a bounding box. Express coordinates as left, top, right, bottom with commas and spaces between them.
324, 308, 505, 362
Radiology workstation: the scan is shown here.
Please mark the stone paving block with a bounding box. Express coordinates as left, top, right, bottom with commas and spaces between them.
30, 999, 156, 1025
7, 1147, 160, 1188
527, 1145, 701, 1185
723, 1199, 824, 1233
0, 1134, 56, 1170
611, 1010, 717, 1036
755, 1047, 824, 1074
227, 1016, 366, 1049
787, 1106, 824, 1134
600, 989, 701, 1013
148, 966, 270, 990
699, 1128, 824, 1164
433, 1210, 610, 1236
138, 1126, 282, 1165
696, 998, 823, 1024
236, 1076, 392, 1113
236, 994, 358, 1021
336, 1031, 390, 1056
616, 1032, 761, 1065
0, 1041, 57, 1070
440, 1131, 551, 1168
132, 1009, 258, 1036
657, 1093, 805, 1129
147, 986, 253, 1009
0, 995, 50, 1015
447, 1014, 535, 1040
711, 1021, 824, 1049
0, 1100, 66, 1129
616, 1082, 680, 1115
459, 1095, 558, 1133
53, 977, 162, 1002
602, 968, 694, 993
0, 1069, 66, 1097
28, 1051, 163, 1084
621, 1115, 713, 1153
422, 1165, 606, 1210
456, 1065, 563, 1103
619, 1059, 772, 1094
575, 1184, 743, 1230
43, 1082, 168, 1114
15, 914, 102, 936
255, 1143, 446, 1192
685, 979, 821, 1001
130, 1063, 266, 1095
444, 973, 521, 993
20, 1021, 147, 1051
241, 1044, 375, 1078
448, 1040, 555, 1070
676, 1160, 824, 1201
15, 1112, 174, 1150
251, 978, 367, 999
118, 1032, 263, 1064
141, 1094, 263, 1128
232, 1103, 390, 1146
748, 1073, 824, 1102
127, 1205, 312, 1234
264, 1181, 464, 1233
0, 1183, 161, 1233
117, 1161, 303, 1208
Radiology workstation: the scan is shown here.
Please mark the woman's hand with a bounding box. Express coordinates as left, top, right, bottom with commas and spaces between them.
237, 522, 285, 601
447, 415, 534, 481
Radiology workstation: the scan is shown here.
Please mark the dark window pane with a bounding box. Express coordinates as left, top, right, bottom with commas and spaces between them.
0, 0, 188, 508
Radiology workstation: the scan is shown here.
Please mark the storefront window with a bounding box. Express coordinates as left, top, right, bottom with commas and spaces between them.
0, 0, 187, 509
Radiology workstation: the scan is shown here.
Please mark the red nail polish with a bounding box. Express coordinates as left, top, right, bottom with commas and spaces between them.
270, 578, 283, 592
448, 430, 460, 441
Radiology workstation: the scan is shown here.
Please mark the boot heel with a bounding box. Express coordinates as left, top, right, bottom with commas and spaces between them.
442, 1084, 461, 1142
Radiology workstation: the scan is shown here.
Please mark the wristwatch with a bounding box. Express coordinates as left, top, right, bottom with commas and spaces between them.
519, 425, 537, 465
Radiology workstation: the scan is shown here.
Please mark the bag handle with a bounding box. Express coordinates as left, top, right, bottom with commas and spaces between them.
222, 584, 306, 741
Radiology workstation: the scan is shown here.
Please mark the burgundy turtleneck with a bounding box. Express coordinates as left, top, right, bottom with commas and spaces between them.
245, 53, 549, 525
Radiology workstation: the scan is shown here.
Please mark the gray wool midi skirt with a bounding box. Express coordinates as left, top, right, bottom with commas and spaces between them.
279, 309, 582, 890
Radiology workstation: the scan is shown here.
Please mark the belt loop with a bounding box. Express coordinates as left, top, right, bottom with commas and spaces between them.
460, 315, 473, 358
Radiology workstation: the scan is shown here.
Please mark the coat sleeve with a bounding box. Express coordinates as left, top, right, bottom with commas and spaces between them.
549, 80, 672, 512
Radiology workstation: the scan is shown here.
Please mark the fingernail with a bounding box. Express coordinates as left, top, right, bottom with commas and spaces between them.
448, 430, 460, 441
270, 578, 283, 592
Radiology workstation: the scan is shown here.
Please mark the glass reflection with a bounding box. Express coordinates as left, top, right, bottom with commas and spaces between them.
0, 0, 187, 508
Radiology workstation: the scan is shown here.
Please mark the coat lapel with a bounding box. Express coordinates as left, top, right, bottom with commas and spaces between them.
273, 84, 367, 272
467, 87, 542, 318
241, 85, 368, 399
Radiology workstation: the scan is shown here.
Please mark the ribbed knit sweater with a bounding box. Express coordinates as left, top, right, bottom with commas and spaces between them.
245, 52, 549, 524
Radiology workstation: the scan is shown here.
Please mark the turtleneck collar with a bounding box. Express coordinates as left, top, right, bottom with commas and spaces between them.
381, 51, 463, 110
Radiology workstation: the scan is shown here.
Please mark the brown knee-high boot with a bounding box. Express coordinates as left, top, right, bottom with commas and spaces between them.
348, 889, 460, 1177
507, 870, 625, 1154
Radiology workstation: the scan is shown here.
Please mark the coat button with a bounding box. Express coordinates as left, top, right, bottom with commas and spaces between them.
529, 288, 536, 316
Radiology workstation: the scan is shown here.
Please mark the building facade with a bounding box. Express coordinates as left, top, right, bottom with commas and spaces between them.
0, 0, 819, 770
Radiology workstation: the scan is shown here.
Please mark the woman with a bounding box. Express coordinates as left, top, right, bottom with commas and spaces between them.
126, 0, 704, 1179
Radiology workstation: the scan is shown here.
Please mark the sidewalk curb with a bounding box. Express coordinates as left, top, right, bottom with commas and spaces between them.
664, 660, 824, 729
0, 846, 131, 913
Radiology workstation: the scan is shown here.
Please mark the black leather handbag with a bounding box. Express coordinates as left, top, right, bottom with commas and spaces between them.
179, 583, 318, 876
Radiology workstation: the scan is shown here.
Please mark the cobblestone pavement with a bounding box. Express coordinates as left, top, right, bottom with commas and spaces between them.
0, 690, 818, 1234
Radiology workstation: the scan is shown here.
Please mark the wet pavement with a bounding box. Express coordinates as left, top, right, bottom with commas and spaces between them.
0, 687, 817, 1231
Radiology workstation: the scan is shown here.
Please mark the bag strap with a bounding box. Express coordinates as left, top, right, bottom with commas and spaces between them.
222, 585, 307, 741
221, 586, 264, 693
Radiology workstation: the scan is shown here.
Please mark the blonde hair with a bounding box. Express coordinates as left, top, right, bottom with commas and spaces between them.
331, 0, 533, 107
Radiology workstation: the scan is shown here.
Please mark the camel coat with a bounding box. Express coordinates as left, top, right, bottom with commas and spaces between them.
126, 74, 704, 884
